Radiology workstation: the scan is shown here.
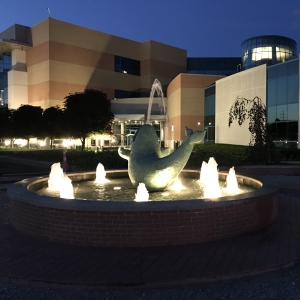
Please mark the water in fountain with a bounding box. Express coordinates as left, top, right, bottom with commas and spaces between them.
134, 183, 149, 202
168, 176, 186, 191
146, 79, 167, 124
48, 162, 64, 191
223, 167, 240, 194
39, 159, 254, 201
199, 157, 222, 198
60, 174, 74, 199
94, 163, 109, 184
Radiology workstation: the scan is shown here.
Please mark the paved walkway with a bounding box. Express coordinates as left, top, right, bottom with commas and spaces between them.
1, 162, 300, 288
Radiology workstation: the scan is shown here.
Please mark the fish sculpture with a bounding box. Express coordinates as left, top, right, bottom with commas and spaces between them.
118, 124, 206, 192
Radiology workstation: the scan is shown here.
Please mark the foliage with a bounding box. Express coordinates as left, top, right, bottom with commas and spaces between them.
63, 89, 114, 150
187, 143, 248, 168
0, 108, 16, 146
0, 149, 127, 170
13, 105, 44, 146
42, 106, 65, 147
228, 96, 279, 164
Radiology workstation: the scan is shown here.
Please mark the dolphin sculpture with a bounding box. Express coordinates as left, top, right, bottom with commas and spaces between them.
118, 124, 206, 192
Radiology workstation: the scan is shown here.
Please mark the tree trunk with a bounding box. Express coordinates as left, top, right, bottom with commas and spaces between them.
81, 137, 86, 151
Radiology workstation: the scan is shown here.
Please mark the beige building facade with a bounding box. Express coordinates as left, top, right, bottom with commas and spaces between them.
167, 74, 224, 144
215, 65, 267, 145
21, 17, 186, 109
2, 18, 297, 149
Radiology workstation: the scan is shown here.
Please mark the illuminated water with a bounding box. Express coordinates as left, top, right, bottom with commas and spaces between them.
37, 176, 255, 202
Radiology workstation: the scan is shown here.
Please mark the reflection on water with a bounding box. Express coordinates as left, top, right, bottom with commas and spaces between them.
37, 177, 255, 202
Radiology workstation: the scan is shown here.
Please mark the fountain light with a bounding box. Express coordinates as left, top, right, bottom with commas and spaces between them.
223, 167, 240, 195
60, 174, 74, 199
94, 163, 109, 184
168, 176, 185, 191
134, 183, 149, 202
199, 157, 222, 199
48, 163, 64, 191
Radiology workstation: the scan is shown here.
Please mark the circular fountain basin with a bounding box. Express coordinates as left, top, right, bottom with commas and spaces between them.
8, 170, 278, 247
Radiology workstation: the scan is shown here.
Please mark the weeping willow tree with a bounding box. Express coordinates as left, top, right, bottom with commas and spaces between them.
228, 96, 278, 164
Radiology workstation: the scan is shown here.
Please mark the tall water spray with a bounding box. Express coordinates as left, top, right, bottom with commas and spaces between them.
146, 79, 167, 124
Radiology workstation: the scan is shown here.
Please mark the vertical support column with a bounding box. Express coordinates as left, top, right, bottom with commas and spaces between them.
160, 121, 164, 147
121, 121, 125, 146
8, 49, 28, 109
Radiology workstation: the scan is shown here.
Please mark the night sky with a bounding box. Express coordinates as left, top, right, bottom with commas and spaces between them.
1, 0, 300, 57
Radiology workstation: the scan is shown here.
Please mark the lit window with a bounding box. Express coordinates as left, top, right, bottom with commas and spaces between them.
252, 47, 272, 61
276, 47, 292, 62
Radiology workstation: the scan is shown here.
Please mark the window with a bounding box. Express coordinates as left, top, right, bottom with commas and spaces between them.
252, 47, 272, 61
287, 74, 299, 104
114, 90, 141, 98
114, 56, 140, 76
276, 47, 293, 62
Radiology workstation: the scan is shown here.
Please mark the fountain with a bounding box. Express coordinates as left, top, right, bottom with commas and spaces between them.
223, 167, 240, 195
199, 157, 222, 198
48, 162, 64, 190
7, 79, 279, 247
59, 174, 74, 199
94, 162, 109, 184
134, 183, 149, 202
146, 78, 166, 125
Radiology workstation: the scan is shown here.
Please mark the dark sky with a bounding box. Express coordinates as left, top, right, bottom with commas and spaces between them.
1, 0, 300, 57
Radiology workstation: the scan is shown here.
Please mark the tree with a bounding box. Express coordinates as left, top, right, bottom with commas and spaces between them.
13, 105, 43, 148
42, 106, 65, 148
63, 89, 114, 150
228, 96, 278, 164
0, 108, 16, 147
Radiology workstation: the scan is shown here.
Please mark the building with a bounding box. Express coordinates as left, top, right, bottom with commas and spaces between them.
0, 18, 299, 149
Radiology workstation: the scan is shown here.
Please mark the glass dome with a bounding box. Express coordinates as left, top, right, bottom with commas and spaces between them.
241, 35, 297, 70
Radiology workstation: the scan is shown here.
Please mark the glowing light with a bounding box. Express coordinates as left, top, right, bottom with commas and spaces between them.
15, 139, 27, 147
4, 140, 10, 146
63, 139, 76, 147
276, 47, 293, 61
60, 174, 74, 199
113, 187, 121, 190
48, 162, 64, 191
223, 167, 240, 195
94, 163, 109, 184
40, 141, 45, 147
252, 47, 272, 61
199, 157, 221, 199
168, 177, 185, 191
134, 183, 149, 202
